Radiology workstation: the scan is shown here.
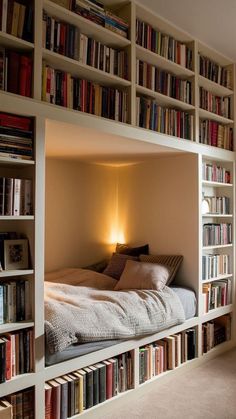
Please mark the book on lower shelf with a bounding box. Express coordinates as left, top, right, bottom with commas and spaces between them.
136, 96, 194, 140
202, 223, 232, 246
0, 0, 34, 42
0, 177, 33, 216
1, 387, 35, 418
45, 351, 134, 417
199, 120, 233, 151
202, 314, 231, 354
202, 279, 232, 313
199, 55, 232, 89
202, 253, 230, 280
199, 87, 231, 119
0, 278, 31, 324
202, 162, 231, 184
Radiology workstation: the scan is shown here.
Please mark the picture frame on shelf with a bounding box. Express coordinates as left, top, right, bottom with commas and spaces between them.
4, 239, 29, 270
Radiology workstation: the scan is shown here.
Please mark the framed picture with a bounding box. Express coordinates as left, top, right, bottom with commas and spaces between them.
4, 239, 29, 270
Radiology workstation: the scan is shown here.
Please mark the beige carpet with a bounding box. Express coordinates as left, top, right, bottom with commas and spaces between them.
97, 348, 236, 419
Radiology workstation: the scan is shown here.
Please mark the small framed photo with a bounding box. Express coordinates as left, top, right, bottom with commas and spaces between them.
4, 239, 29, 270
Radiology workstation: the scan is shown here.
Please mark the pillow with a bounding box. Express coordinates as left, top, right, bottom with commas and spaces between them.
103, 253, 138, 280
83, 259, 108, 273
139, 254, 183, 285
114, 260, 172, 291
116, 243, 149, 257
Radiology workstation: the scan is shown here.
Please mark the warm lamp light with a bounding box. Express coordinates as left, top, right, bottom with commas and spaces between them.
109, 227, 126, 245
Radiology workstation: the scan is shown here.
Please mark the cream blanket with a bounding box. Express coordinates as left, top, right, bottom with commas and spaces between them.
44, 269, 185, 354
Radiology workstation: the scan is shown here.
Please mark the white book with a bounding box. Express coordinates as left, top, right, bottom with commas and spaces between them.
13, 178, 22, 216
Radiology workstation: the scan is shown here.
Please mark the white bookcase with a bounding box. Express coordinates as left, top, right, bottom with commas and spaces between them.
0, 0, 235, 417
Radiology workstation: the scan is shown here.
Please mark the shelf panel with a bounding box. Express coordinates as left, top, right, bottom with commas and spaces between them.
0, 216, 34, 220
42, 49, 131, 87
0, 321, 34, 334
202, 274, 233, 284
0, 156, 35, 166
202, 244, 233, 250
43, 0, 131, 48
0, 31, 34, 51
136, 85, 195, 111
202, 180, 233, 188
199, 108, 234, 125
0, 269, 34, 277
201, 304, 233, 322
198, 75, 234, 97
202, 214, 233, 218
0, 373, 36, 398
136, 44, 195, 77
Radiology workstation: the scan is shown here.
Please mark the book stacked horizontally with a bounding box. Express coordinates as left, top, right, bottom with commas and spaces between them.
0, 113, 34, 160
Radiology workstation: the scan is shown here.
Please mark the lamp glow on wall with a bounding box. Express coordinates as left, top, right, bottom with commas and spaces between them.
108, 175, 126, 245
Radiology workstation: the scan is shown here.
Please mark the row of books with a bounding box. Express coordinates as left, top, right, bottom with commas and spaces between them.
0, 0, 33, 42
199, 55, 232, 89
42, 63, 128, 123
45, 352, 133, 418
0, 48, 33, 98
202, 315, 231, 354
202, 163, 231, 184
199, 87, 231, 119
202, 195, 230, 215
139, 329, 197, 384
136, 59, 192, 104
0, 177, 32, 216
0, 388, 34, 418
0, 328, 33, 383
202, 253, 230, 281
199, 120, 233, 151
136, 96, 194, 140
0, 279, 31, 324
0, 113, 33, 162
203, 223, 232, 247
136, 19, 193, 70
202, 279, 231, 313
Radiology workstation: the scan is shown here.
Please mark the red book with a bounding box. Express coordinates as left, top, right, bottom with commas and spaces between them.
45, 384, 52, 419
59, 23, 66, 55
25, 57, 32, 97
3, 336, 12, 380
19, 55, 29, 96
7, 51, 20, 94
103, 360, 113, 399
0, 112, 31, 130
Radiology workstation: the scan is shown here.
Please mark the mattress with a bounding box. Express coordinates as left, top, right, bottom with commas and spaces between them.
45, 286, 196, 366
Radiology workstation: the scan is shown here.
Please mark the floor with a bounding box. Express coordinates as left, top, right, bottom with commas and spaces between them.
98, 348, 236, 419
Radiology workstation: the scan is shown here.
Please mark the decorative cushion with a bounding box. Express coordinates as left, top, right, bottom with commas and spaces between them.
114, 260, 173, 291
103, 253, 138, 280
139, 254, 183, 285
83, 259, 108, 273
116, 243, 149, 257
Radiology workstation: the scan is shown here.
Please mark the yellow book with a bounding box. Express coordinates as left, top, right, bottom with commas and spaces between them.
74, 371, 84, 412
17, 4, 26, 38
11, 2, 20, 37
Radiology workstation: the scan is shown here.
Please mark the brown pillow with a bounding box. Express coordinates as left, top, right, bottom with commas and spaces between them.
114, 260, 172, 291
116, 243, 149, 257
103, 253, 138, 280
139, 254, 183, 285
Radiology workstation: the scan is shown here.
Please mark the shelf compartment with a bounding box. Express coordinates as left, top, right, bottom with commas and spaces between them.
201, 304, 233, 323
43, 0, 131, 48
136, 84, 195, 111
198, 75, 234, 97
202, 274, 233, 284
202, 214, 233, 218
0, 269, 34, 277
199, 108, 234, 125
0, 321, 34, 334
202, 244, 233, 250
202, 180, 233, 188
42, 48, 131, 88
136, 44, 195, 77
0, 31, 34, 51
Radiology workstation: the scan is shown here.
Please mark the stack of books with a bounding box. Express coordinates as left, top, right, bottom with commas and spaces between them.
136, 59, 192, 104
0, 177, 32, 216
4, 388, 34, 418
0, 112, 34, 160
199, 87, 231, 119
0, 48, 33, 97
203, 223, 232, 246
42, 63, 128, 122
136, 19, 193, 70
202, 195, 230, 214
136, 96, 194, 140
199, 120, 233, 150
0, 279, 31, 324
202, 315, 231, 353
139, 328, 197, 384
202, 253, 230, 280
0, 0, 34, 42
199, 55, 232, 89
0, 328, 34, 383
202, 163, 231, 183
45, 352, 133, 417
202, 279, 232, 313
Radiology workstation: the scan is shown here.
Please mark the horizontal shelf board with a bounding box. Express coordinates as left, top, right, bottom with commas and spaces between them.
136, 84, 195, 111
44, 317, 198, 381
198, 75, 234, 97
202, 274, 233, 284
202, 214, 233, 218
42, 49, 131, 87
201, 304, 233, 322
201, 339, 233, 359
199, 108, 234, 125
0, 216, 34, 220
0, 155, 35, 166
202, 244, 233, 250
0, 269, 34, 277
43, 0, 131, 48
202, 180, 233, 187
0, 31, 34, 51
0, 321, 34, 334
0, 373, 36, 398
136, 44, 195, 77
